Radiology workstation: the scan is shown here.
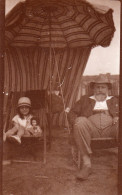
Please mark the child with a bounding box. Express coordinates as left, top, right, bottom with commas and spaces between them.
30, 117, 42, 136
3, 97, 33, 144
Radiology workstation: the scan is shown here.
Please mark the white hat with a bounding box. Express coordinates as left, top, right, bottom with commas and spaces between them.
17, 97, 31, 107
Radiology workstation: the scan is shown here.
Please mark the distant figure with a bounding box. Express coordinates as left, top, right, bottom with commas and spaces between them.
30, 117, 42, 136
3, 97, 33, 144
68, 75, 119, 180
47, 90, 64, 114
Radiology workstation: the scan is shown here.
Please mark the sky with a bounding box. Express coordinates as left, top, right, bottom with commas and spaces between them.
84, 0, 120, 75
5, 0, 120, 76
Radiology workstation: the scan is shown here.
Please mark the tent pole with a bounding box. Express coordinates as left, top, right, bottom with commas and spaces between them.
118, 66, 122, 194
118, 4, 122, 193
48, 9, 52, 149
0, 0, 5, 193
48, 48, 52, 149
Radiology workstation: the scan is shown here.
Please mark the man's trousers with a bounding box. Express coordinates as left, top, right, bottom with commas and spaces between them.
73, 113, 118, 156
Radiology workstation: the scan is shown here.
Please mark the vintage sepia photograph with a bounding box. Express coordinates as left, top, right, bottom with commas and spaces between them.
1, 0, 120, 194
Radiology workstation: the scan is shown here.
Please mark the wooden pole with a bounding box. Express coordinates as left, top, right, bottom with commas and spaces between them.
48, 8, 52, 149
0, 0, 5, 194
118, 2, 122, 194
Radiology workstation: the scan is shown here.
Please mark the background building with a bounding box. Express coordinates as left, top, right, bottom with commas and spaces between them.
77, 73, 119, 101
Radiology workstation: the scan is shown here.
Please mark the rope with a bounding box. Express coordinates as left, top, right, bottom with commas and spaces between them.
44, 8, 70, 133
48, 8, 53, 148
52, 47, 70, 134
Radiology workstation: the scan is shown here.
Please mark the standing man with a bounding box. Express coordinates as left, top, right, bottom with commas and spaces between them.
68, 75, 119, 180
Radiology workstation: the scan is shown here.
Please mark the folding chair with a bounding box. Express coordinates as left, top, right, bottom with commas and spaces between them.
71, 137, 118, 169
3, 90, 50, 163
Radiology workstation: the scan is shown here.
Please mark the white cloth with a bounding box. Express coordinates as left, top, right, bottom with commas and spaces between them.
12, 114, 33, 130
89, 95, 113, 110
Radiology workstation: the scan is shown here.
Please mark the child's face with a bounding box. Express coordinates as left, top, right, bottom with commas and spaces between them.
19, 106, 30, 116
32, 120, 37, 126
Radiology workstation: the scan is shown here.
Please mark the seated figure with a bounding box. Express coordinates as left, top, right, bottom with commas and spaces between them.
68, 75, 119, 180
3, 97, 33, 144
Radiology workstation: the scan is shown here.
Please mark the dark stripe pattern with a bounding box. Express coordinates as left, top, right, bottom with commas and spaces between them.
5, 1, 115, 48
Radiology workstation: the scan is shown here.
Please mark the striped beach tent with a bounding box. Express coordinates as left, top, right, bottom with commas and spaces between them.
4, 0, 115, 126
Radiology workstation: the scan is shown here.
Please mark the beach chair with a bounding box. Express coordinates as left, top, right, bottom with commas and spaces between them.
3, 90, 50, 163
71, 137, 118, 169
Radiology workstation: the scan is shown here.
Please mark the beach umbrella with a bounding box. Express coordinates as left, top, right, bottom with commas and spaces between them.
6, 0, 115, 48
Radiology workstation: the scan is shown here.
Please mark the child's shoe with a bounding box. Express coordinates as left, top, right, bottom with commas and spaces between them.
8, 135, 21, 144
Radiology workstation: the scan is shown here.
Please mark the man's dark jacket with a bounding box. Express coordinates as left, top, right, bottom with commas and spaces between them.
68, 95, 119, 126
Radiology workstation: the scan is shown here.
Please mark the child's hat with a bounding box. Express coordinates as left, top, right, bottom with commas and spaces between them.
17, 97, 31, 107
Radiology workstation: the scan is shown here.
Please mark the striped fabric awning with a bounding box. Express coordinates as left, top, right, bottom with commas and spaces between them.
4, 47, 91, 104
5, 0, 115, 48
5, 0, 115, 126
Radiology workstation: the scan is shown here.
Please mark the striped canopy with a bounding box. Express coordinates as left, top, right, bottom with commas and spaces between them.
5, 0, 115, 126
6, 0, 115, 48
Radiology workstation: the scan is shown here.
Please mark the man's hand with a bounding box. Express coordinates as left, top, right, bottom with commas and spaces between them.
113, 116, 119, 125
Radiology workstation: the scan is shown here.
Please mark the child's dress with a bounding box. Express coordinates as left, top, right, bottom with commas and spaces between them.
12, 114, 33, 135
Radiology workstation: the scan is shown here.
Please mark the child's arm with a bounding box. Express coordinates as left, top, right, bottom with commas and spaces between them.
25, 126, 34, 136
12, 121, 20, 129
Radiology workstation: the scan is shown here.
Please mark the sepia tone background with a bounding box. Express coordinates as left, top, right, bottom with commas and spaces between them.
2, 0, 120, 195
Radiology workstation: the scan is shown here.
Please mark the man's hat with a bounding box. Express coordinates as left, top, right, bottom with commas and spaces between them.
90, 75, 112, 89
